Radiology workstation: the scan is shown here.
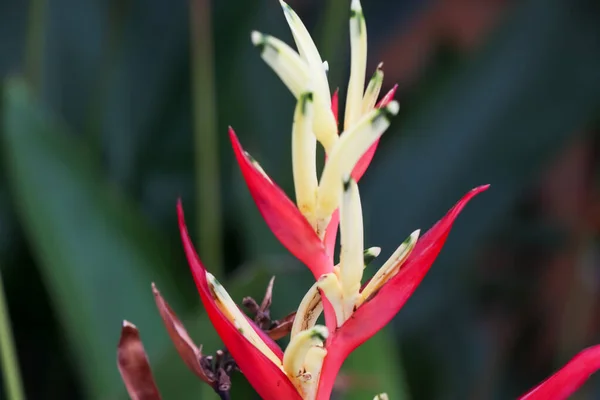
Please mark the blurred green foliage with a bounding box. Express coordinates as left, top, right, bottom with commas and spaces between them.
0, 0, 600, 399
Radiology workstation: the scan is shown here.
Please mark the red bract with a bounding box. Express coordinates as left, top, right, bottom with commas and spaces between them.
323, 210, 339, 261
351, 84, 399, 182
229, 128, 332, 280
177, 201, 301, 400
519, 345, 600, 400
315, 185, 489, 399
331, 89, 339, 123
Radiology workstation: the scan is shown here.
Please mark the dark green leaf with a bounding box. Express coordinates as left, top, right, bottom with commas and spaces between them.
2, 77, 184, 399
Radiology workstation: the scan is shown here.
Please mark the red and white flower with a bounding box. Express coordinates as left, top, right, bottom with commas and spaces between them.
118, 1, 600, 399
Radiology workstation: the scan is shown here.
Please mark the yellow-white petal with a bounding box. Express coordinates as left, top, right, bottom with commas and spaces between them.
344, 0, 368, 130
291, 280, 324, 338
303, 346, 327, 377
291, 247, 379, 338
339, 177, 364, 316
252, 30, 337, 153
207, 273, 282, 366
361, 63, 384, 115
278, 1, 338, 152
279, 0, 331, 105
251, 31, 310, 98
283, 325, 328, 378
364, 246, 382, 266
301, 346, 328, 399
374, 394, 389, 400
292, 91, 318, 225
357, 230, 420, 307
315, 101, 400, 233
316, 273, 346, 326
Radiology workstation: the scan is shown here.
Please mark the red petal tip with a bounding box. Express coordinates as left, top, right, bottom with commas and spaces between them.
228, 126, 237, 138
376, 84, 399, 108
176, 201, 188, 236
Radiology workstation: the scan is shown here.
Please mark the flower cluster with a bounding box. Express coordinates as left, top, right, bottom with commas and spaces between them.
117, 1, 600, 399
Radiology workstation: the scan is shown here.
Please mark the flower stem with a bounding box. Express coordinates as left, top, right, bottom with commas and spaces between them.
190, 0, 223, 275
0, 272, 25, 400
25, 0, 46, 94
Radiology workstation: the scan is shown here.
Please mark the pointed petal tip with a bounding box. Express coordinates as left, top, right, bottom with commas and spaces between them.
466, 184, 490, 198
228, 127, 240, 144
376, 84, 399, 108
122, 320, 136, 329
250, 30, 263, 46
369, 246, 381, 258
176, 201, 185, 227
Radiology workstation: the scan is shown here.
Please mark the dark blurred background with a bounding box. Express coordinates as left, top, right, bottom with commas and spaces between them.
1, 0, 600, 399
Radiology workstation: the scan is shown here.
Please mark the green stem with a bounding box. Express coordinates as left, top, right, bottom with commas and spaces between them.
25, 0, 46, 94
0, 272, 25, 400
190, 0, 223, 275
84, 0, 128, 153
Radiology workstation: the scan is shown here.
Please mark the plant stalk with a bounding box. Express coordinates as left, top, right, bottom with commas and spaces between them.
0, 272, 25, 400
190, 0, 223, 275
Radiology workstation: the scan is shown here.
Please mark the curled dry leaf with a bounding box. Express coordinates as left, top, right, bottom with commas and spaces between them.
117, 321, 162, 400
152, 283, 216, 384
242, 275, 296, 340
266, 312, 297, 341
243, 276, 277, 330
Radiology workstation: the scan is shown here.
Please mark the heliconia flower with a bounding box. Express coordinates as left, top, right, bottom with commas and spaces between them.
203, 0, 489, 398
117, 0, 600, 398
249, 0, 401, 236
